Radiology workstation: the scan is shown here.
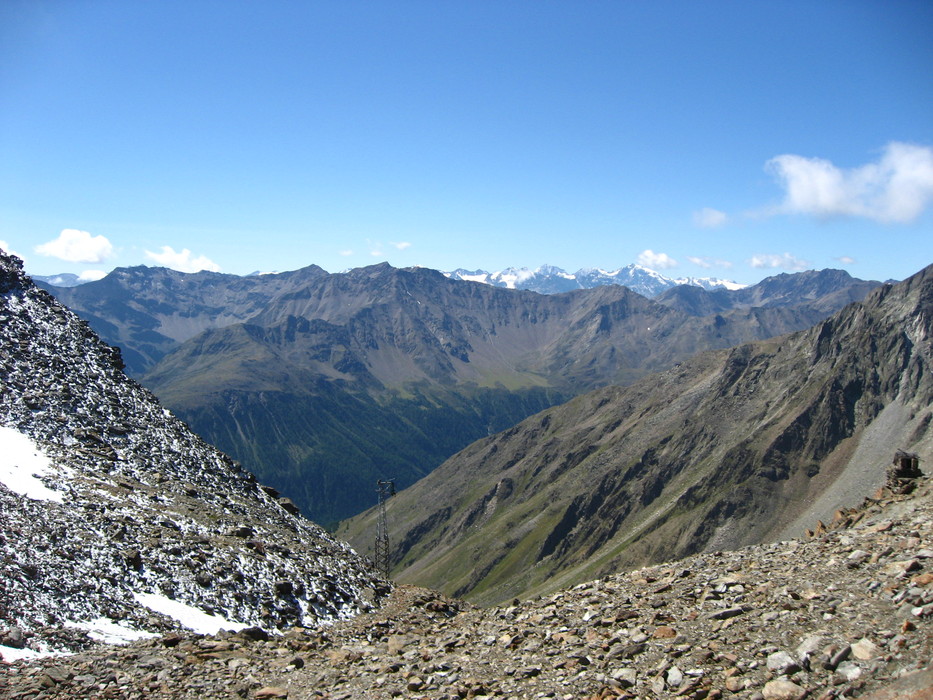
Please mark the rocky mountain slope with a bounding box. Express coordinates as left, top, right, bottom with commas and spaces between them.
340, 264, 933, 606
3, 474, 930, 699
654, 269, 878, 317
40, 264, 330, 376
145, 266, 876, 525
0, 251, 387, 660
40, 261, 878, 524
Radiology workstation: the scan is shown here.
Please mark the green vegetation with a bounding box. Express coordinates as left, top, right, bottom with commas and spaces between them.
171, 382, 566, 526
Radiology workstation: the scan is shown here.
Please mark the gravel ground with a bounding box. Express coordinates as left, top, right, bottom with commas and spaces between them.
2, 477, 931, 700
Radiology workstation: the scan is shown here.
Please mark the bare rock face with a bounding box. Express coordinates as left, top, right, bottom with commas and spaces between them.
0, 250, 388, 658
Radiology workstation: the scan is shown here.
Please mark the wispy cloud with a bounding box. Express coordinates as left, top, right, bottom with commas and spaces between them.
637, 249, 677, 269
687, 255, 733, 269
338, 249, 354, 257
835, 256, 856, 265
145, 245, 221, 273
692, 207, 728, 228
35, 229, 113, 263
748, 253, 809, 271
764, 142, 933, 223
366, 240, 411, 257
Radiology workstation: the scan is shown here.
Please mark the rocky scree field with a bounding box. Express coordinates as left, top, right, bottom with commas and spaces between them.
1, 469, 931, 699
0, 250, 389, 661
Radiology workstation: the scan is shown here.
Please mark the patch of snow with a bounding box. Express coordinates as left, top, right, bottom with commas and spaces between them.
133, 592, 249, 635
719, 280, 747, 291
0, 644, 65, 663
0, 426, 67, 502
65, 618, 159, 645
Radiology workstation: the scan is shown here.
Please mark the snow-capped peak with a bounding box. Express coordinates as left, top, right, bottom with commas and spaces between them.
445, 264, 746, 297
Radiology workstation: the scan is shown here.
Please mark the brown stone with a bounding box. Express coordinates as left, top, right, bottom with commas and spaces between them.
859, 666, 933, 699
851, 638, 880, 660
387, 634, 413, 655
724, 676, 745, 692
762, 679, 807, 700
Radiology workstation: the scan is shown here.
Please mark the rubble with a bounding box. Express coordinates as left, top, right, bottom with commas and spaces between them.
3, 477, 930, 699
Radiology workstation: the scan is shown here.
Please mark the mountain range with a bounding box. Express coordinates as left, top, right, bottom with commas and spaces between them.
444, 263, 746, 297
2, 248, 931, 699
0, 250, 387, 657
37, 264, 879, 525
339, 263, 933, 605
36, 262, 744, 298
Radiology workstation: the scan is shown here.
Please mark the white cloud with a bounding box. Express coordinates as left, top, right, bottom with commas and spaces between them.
391, 241, 412, 250
692, 207, 728, 228
144, 246, 221, 273
35, 229, 113, 263
765, 142, 933, 223
637, 249, 678, 270
78, 270, 108, 282
748, 253, 809, 271
0, 240, 23, 260
339, 249, 354, 256
687, 256, 733, 269
835, 256, 856, 265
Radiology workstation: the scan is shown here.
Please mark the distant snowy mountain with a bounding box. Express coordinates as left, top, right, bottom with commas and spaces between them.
445, 264, 746, 297
38, 263, 745, 297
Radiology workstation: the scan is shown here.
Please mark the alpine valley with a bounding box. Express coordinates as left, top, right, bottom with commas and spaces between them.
3, 248, 932, 699
0, 249, 933, 700
40, 263, 878, 525
340, 264, 933, 606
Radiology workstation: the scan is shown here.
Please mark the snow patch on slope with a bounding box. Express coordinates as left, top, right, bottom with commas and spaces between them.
65, 618, 159, 645
133, 592, 249, 635
0, 426, 69, 502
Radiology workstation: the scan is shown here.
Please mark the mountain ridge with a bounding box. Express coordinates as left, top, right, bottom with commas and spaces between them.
339, 263, 933, 605
444, 262, 747, 297
138, 265, 877, 524
34, 260, 881, 524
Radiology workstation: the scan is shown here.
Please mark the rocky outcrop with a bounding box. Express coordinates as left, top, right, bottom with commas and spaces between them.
886, 451, 924, 494
0, 251, 387, 658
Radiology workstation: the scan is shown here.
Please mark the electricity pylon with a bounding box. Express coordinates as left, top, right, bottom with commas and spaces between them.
374, 479, 395, 578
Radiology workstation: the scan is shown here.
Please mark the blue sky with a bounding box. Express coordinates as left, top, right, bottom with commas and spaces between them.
1, 1, 931, 284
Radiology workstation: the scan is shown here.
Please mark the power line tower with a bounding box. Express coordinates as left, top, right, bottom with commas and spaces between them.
374, 479, 395, 579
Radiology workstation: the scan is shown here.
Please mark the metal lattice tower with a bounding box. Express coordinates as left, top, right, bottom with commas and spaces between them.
374, 479, 395, 578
